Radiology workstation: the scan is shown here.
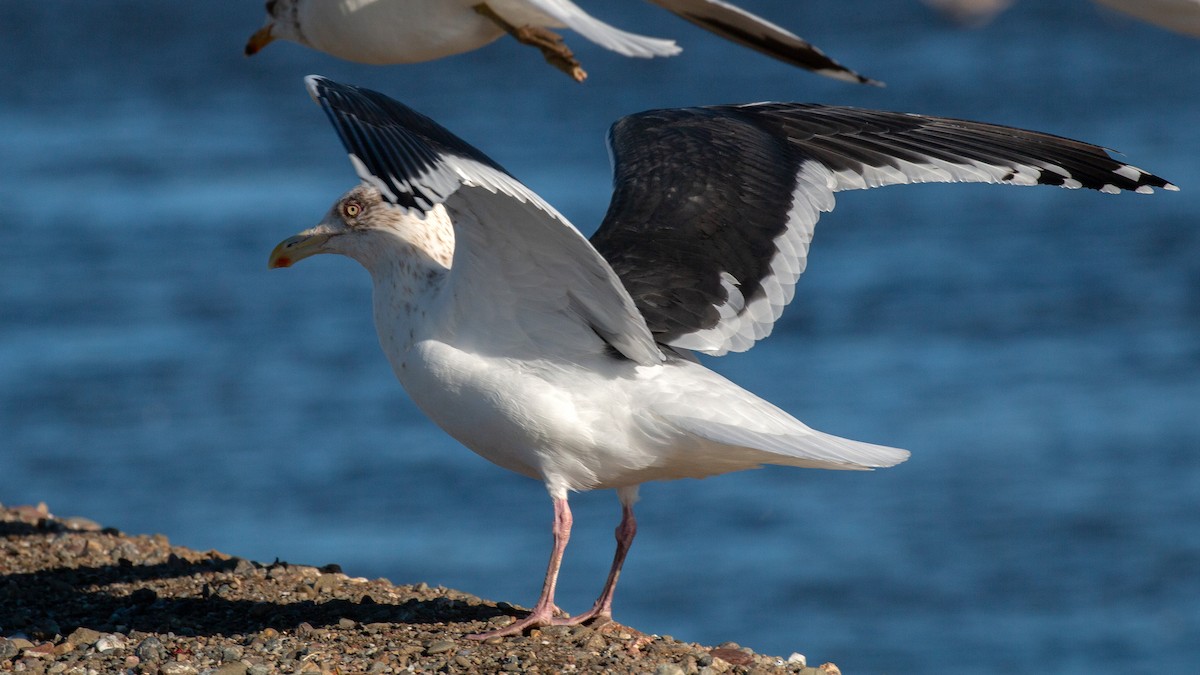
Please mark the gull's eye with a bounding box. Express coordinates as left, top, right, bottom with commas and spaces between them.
342, 201, 362, 219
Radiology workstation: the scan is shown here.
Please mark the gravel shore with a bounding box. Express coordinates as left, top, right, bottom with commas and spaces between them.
1, 503, 841, 675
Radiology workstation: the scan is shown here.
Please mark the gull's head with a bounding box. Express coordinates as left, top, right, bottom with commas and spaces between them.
268, 184, 454, 274
245, 0, 300, 55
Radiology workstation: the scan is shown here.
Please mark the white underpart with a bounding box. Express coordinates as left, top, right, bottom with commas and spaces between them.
358, 174, 908, 500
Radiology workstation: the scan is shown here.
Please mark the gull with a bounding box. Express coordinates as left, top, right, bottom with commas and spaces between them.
268, 76, 1175, 638
924, 0, 1200, 37
244, 0, 878, 84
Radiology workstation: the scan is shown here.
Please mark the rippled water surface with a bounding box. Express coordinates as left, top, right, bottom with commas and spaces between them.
2, 1, 1198, 672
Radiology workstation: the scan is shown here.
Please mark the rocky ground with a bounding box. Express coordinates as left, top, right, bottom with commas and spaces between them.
0, 503, 842, 675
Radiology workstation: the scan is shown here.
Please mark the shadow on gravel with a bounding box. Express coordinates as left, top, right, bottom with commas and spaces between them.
0, 556, 506, 639
0, 521, 46, 538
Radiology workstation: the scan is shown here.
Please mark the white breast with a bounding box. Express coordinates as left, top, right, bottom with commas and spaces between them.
298, 0, 507, 64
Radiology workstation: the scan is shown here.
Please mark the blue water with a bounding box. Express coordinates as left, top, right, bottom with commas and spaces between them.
2, 1, 1198, 672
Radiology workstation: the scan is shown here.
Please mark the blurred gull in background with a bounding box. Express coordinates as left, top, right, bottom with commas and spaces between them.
925, 0, 1200, 36
245, 0, 879, 83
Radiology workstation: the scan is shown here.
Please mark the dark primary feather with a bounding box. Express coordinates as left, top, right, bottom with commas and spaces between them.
306, 75, 506, 211
590, 103, 1174, 347
645, 0, 879, 85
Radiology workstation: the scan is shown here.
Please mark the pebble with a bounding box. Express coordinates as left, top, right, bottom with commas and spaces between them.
655, 664, 686, 675
0, 639, 20, 661
94, 635, 125, 653
63, 517, 102, 531
135, 636, 167, 663
66, 629, 101, 649
160, 662, 199, 675
212, 663, 249, 675
787, 653, 807, 666
425, 640, 456, 655
221, 645, 244, 662
22, 642, 55, 659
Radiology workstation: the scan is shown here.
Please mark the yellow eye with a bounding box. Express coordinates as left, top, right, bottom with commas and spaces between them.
342, 202, 362, 218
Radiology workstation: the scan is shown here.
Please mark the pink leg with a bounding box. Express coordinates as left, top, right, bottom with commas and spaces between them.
468, 497, 573, 639
561, 500, 638, 626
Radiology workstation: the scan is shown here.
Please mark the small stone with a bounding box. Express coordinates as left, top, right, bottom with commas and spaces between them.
655, 665, 686, 675
221, 645, 244, 662
7, 638, 34, 651
130, 588, 158, 605
0, 639, 19, 661
212, 663, 249, 675
51, 643, 75, 657
160, 663, 199, 675
247, 665, 271, 675
21, 643, 55, 659
65, 629, 101, 649
709, 647, 753, 666
454, 655, 473, 668
123, 655, 140, 669
581, 632, 606, 651
818, 663, 842, 675
337, 618, 356, 630
63, 517, 102, 531
424, 640, 455, 655
313, 574, 338, 594
134, 636, 166, 663
787, 653, 807, 666
94, 634, 125, 653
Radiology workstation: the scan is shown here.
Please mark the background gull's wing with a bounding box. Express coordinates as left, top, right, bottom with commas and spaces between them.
306, 75, 663, 366
590, 103, 1176, 356
507, 0, 682, 57
645, 0, 879, 84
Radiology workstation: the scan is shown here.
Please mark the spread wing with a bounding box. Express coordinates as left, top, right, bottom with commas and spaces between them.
306, 75, 663, 366
646, 0, 878, 84
590, 103, 1176, 356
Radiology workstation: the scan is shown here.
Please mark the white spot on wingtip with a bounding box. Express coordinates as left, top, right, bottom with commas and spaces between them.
1114, 164, 1144, 181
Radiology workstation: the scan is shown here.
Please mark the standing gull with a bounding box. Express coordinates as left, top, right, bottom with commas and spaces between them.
268, 76, 1175, 638
244, 0, 878, 84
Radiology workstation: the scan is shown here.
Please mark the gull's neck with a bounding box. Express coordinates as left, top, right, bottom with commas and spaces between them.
358, 209, 455, 359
